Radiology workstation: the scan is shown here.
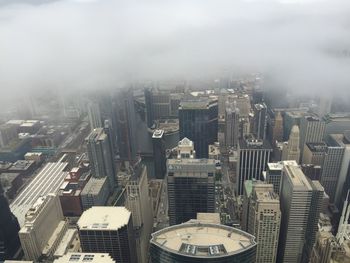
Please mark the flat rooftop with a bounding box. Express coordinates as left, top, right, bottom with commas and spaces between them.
306, 142, 327, 152
10, 157, 68, 226
151, 222, 256, 258
167, 158, 216, 173
54, 253, 115, 263
77, 206, 130, 231
284, 164, 312, 190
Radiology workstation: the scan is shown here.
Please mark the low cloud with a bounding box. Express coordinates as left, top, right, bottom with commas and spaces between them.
0, 0, 349, 102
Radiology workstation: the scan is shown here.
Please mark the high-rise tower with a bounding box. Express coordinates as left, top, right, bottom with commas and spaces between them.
282, 125, 301, 163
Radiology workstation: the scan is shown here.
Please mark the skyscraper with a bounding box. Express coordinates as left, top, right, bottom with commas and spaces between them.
86, 128, 116, 190
272, 111, 284, 144
237, 138, 272, 195
167, 158, 215, 225
152, 129, 166, 179
115, 88, 138, 164
179, 97, 218, 158
77, 207, 137, 263
19, 194, 68, 261
225, 102, 239, 148
87, 102, 102, 131
247, 183, 281, 263
278, 164, 323, 263
0, 182, 21, 261
144, 87, 171, 128
125, 165, 153, 263
320, 135, 345, 203
253, 103, 267, 140
299, 115, 326, 159
282, 125, 301, 163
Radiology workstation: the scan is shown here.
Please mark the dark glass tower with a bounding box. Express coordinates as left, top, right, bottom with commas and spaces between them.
152, 130, 166, 179
0, 182, 21, 261
179, 98, 218, 158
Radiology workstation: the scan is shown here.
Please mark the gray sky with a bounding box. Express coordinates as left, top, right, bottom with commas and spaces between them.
0, 0, 349, 102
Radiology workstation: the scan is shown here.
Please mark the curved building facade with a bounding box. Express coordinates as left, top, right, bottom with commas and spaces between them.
150, 222, 256, 263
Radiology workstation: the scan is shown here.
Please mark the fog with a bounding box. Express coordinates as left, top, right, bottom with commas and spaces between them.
0, 0, 350, 103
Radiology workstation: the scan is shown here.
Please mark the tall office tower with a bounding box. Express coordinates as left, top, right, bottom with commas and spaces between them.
266, 161, 299, 195
282, 125, 301, 163
237, 138, 272, 195
176, 137, 195, 159
299, 115, 326, 159
241, 180, 261, 232
302, 180, 324, 263
77, 207, 137, 263
225, 102, 239, 148
152, 130, 166, 179
317, 96, 332, 118
125, 165, 153, 263
283, 110, 307, 141
144, 87, 171, 128
334, 132, 350, 209
167, 158, 215, 225
272, 111, 284, 144
179, 98, 218, 158
87, 102, 102, 130
54, 252, 116, 263
0, 182, 20, 261
253, 103, 268, 140
302, 142, 327, 165
247, 183, 281, 263
115, 88, 138, 164
320, 135, 345, 203
278, 164, 323, 263
150, 222, 257, 263
19, 194, 68, 261
86, 128, 116, 190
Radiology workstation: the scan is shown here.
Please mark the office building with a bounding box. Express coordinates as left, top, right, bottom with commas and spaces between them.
179, 97, 218, 158
125, 165, 153, 263
54, 253, 116, 263
10, 156, 68, 227
87, 102, 102, 130
272, 111, 284, 144
225, 103, 239, 148
282, 125, 301, 163
144, 88, 171, 128
320, 135, 345, 202
299, 115, 326, 159
167, 158, 215, 225
0, 124, 17, 148
0, 182, 21, 261
115, 89, 139, 164
283, 111, 303, 140
152, 129, 166, 179
237, 138, 272, 195
77, 206, 137, 263
86, 128, 116, 190
247, 183, 281, 263
253, 103, 268, 140
302, 142, 327, 165
19, 194, 68, 261
80, 177, 109, 211
324, 113, 350, 137
278, 164, 323, 263
150, 222, 256, 263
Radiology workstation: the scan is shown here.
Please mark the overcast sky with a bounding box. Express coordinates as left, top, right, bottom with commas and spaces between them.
0, 0, 349, 103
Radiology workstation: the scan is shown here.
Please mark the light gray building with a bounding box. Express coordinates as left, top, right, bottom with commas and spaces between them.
86, 128, 116, 190
80, 177, 109, 210
278, 164, 324, 263
247, 183, 281, 263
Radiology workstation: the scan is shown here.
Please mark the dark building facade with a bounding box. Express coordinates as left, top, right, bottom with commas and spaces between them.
179, 98, 218, 158
0, 182, 21, 261
167, 159, 215, 225
152, 130, 166, 179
